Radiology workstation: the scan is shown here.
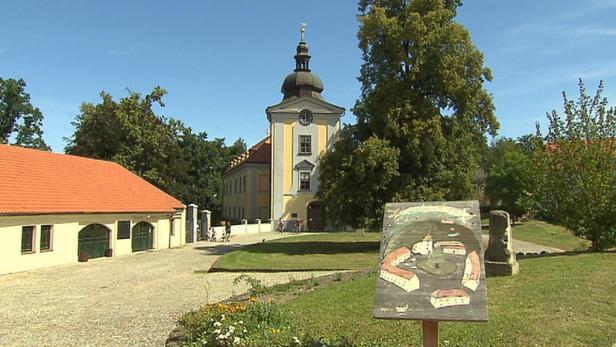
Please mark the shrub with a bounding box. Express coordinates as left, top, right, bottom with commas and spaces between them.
233, 274, 266, 297
180, 301, 301, 346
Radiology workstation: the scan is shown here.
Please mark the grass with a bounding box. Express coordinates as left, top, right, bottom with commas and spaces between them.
210, 232, 382, 271
481, 220, 588, 251
511, 220, 589, 251
281, 253, 616, 346
214, 221, 588, 271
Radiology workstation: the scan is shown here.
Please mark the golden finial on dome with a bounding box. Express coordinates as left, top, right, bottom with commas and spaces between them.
300, 23, 306, 41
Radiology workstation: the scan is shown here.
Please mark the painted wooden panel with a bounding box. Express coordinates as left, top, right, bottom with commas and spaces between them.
373, 201, 488, 322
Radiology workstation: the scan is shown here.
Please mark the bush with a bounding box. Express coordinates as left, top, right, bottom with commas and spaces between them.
180, 300, 302, 347
180, 302, 249, 345
533, 80, 616, 251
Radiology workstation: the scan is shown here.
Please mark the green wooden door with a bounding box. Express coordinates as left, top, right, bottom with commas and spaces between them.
132, 222, 154, 252
78, 224, 110, 259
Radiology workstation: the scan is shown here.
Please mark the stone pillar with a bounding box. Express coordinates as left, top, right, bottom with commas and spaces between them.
186, 204, 198, 244
201, 210, 211, 240
242, 219, 248, 233
485, 210, 519, 276
269, 219, 275, 233
256, 219, 261, 232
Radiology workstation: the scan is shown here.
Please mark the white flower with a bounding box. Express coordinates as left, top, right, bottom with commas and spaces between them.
233, 336, 241, 345
229, 325, 235, 332
238, 320, 243, 325
217, 334, 225, 340
221, 314, 226, 321
243, 328, 247, 333
213, 321, 222, 327
213, 329, 221, 335
225, 331, 231, 338
292, 336, 301, 344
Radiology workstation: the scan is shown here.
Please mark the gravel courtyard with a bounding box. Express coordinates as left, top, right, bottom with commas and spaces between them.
0, 232, 336, 346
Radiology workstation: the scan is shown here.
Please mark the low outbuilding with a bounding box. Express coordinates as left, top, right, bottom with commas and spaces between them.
0, 144, 187, 275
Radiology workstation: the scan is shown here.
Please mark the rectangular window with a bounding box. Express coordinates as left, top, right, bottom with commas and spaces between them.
235, 178, 238, 194
300, 172, 311, 190
21, 226, 35, 253
40, 225, 52, 251
170, 219, 175, 236
243, 175, 246, 193
118, 221, 131, 239
299, 135, 311, 155
258, 174, 269, 192
259, 207, 269, 220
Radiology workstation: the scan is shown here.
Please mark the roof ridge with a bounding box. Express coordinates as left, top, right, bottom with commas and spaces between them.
0, 144, 184, 215
0, 144, 119, 166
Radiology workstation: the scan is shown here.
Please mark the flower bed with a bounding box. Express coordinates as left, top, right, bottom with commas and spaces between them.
178, 299, 304, 346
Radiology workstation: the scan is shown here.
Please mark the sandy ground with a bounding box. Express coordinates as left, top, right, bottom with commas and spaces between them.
0, 232, 335, 347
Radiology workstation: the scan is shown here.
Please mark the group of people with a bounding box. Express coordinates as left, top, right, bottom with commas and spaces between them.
204, 221, 232, 242
277, 218, 303, 234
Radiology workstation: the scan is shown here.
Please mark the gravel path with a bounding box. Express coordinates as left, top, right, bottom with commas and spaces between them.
481, 234, 564, 254
0, 232, 336, 347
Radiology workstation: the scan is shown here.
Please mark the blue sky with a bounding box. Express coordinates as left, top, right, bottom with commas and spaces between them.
2, 0, 615, 152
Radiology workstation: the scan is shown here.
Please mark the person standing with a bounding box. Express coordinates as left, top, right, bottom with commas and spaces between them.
225, 221, 231, 242
278, 218, 284, 233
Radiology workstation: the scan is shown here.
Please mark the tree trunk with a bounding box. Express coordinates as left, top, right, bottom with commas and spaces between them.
590, 238, 600, 252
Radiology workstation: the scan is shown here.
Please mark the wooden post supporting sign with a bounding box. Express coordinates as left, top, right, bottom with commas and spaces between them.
422, 320, 439, 347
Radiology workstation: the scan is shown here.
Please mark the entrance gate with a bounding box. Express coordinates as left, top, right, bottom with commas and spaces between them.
78, 224, 110, 259
132, 222, 154, 252
307, 201, 325, 231
186, 207, 194, 243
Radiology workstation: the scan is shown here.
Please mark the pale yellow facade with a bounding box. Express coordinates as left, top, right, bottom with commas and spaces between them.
222, 164, 270, 222
267, 97, 344, 228
277, 119, 333, 221
0, 210, 186, 275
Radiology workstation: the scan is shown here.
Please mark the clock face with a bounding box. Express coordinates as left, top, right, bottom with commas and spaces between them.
298, 109, 313, 126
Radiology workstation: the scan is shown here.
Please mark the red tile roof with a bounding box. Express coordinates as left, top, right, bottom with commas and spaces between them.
0, 144, 184, 216
226, 136, 271, 172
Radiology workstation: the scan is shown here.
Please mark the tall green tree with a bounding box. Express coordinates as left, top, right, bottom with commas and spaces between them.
66, 87, 244, 221
534, 80, 616, 251
484, 138, 534, 222
66, 87, 175, 188
0, 78, 50, 150
318, 0, 498, 228
318, 127, 400, 228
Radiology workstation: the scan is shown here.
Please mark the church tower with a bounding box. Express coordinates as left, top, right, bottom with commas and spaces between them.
266, 25, 345, 230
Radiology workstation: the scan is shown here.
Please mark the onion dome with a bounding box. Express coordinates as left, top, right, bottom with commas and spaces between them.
281, 24, 324, 100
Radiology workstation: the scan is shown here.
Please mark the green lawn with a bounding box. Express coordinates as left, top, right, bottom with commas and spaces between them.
210, 232, 382, 271
213, 222, 588, 272
511, 220, 589, 251
282, 253, 616, 346
481, 220, 588, 251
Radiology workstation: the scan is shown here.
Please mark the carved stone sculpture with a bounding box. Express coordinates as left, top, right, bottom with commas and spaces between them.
485, 210, 519, 276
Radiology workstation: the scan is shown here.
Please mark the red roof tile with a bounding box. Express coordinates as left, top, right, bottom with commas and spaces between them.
0, 145, 184, 215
